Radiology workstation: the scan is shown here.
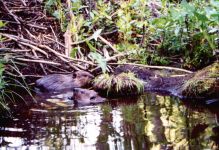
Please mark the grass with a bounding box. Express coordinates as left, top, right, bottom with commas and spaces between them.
0, 58, 34, 113
93, 72, 144, 96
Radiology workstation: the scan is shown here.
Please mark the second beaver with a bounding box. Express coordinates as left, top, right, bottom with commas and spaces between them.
35, 88, 106, 107
36, 70, 94, 92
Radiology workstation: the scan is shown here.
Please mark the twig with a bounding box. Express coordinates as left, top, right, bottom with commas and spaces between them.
98, 35, 117, 52
1, 33, 95, 66
18, 43, 47, 74
19, 41, 49, 58
101, 29, 118, 36
105, 50, 136, 62
108, 62, 193, 74
5, 71, 43, 78
1, 0, 21, 24
44, 36, 66, 48
50, 25, 60, 49
0, 19, 47, 30
32, 50, 47, 75
64, 24, 72, 57
140, 25, 145, 48
15, 58, 61, 65
64, 0, 76, 57
20, 0, 27, 6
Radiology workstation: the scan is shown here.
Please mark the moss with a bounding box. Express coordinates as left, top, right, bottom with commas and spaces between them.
93, 72, 144, 97
182, 62, 219, 98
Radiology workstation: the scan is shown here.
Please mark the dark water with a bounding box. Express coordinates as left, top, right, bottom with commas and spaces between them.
0, 93, 219, 150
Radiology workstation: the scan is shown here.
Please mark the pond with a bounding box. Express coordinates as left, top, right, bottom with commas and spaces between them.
0, 93, 219, 150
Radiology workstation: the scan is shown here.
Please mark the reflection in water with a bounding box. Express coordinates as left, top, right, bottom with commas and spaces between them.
0, 93, 219, 149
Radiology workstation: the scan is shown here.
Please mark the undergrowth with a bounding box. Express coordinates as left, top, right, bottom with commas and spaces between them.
44, 0, 218, 70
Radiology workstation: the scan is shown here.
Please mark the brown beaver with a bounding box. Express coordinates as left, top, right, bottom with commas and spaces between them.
72, 88, 106, 105
35, 88, 105, 107
36, 70, 94, 92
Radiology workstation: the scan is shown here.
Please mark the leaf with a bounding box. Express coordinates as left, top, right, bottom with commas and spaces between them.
70, 47, 78, 58
180, 0, 195, 16
53, 10, 62, 19
85, 41, 97, 52
90, 29, 102, 41
174, 26, 181, 36
89, 52, 107, 73
194, 12, 209, 23
45, 0, 56, 7
152, 18, 168, 28
210, 0, 219, 8
0, 21, 6, 28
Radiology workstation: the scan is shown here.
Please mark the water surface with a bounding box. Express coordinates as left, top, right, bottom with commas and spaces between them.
0, 93, 219, 150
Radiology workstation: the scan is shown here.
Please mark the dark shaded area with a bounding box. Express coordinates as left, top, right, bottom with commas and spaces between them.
114, 63, 219, 99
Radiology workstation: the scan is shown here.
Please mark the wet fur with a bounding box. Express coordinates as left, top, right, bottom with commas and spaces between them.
36, 71, 94, 92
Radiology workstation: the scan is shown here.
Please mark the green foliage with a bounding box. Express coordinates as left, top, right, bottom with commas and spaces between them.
152, 0, 218, 68
0, 63, 8, 110
44, 0, 217, 69
89, 52, 107, 73
0, 21, 6, 28
44, 0, 67, 31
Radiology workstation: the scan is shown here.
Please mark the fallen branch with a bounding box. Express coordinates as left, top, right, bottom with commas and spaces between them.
109, 62, 193, 74
15, 58, 61, 65
19, 41, 49, 58
1, 33, 96, 66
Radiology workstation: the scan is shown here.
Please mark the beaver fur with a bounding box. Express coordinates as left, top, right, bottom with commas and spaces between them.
36, 70, 94, 92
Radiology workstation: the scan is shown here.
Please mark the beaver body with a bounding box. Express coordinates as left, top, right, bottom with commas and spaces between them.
35, 88, 105, 106
35, 71, 105, 106
36, 70, 94, 92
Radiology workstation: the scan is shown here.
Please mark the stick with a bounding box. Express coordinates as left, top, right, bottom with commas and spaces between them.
20, 41, 49, 58
105, 50, 136, 62
98, 35, 117, 52
1, 0, 21, 24
109, 62, 193, 74
64, 24, 72, 56
0, 19, 47, 29
32, 50, 47, 75
15, 58, 61, 65
44, 36, 66, 48
50, 25, 60, 49
1, 33, 95, 66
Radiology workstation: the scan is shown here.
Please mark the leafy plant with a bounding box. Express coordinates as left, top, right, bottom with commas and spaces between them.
151, 0, 217, 68
89, 52, 107, 73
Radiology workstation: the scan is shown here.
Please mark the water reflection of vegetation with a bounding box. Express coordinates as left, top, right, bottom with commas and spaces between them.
139, 94, 218, 149
1, 94, 219, 149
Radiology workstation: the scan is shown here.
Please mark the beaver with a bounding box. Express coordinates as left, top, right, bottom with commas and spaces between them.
35, 88, 105, 107
36, 70, 94, 92
72, 88, 106, 105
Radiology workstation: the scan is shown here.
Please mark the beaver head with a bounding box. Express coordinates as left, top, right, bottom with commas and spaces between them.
72, 88, 105, 105
72, 70, 94, 88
